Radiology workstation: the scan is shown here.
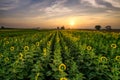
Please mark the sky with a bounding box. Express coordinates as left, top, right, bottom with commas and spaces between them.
0, 0, 120, 29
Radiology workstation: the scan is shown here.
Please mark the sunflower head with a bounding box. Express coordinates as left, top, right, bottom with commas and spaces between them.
10, 46, 14, 51
87, 46, 92, 51
115, 56, 120, 61
111, 44, 117, 49
60, 77, 68, 80
4, 57, 9, 63
100, 56, 108, 62
36, 42, 40, 47
59, 63, 66, 72
24, 46, 29, 51
19, 53, 24, 60
6, 41, 9, 44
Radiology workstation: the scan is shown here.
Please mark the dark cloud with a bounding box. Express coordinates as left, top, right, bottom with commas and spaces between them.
31, 0, 44, 3
96, 0, 113, 8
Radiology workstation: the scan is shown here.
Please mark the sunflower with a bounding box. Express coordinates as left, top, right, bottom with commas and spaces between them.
10, 46, 14, 51
100, 56, 107, 62
111, 44, 117, 49
6, 41, 9, 44
87, 46, 92, 51
60, 77, 68, 80
19, 53, 23, 60
59, 63, 66, 72
115, 56, 120, 61
4, 57, 9, 63
24, 46, 29, 51
36, 42, 40, 47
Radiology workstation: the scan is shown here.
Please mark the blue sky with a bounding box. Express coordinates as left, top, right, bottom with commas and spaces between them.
0, 0, 120, 29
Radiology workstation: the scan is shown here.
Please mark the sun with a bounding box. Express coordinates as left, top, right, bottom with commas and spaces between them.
70, 20, 75, 26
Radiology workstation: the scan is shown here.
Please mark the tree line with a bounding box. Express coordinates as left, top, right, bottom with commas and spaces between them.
95, 25, 112, 30
1, 25, 112, 30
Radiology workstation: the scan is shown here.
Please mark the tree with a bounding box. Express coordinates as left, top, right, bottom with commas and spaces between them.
95, 25, 101, 30
57, 27, 59, 30
105, 25, 111, 30
61, 26, 65, 30
1, 26, 5, 29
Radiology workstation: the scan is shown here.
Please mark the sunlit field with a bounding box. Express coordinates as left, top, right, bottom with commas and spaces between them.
0, 29, 120, 80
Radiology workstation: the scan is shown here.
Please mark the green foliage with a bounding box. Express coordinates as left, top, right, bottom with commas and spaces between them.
0, 29, 120, 80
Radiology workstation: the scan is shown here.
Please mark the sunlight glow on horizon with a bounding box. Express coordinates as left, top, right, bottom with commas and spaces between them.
70, 20, 75, 26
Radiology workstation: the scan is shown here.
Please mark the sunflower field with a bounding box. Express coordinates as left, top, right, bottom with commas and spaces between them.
0, 29, 120, 80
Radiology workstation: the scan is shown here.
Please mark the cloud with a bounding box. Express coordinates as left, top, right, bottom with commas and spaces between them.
0, 0, 47, 18
0, 0, 72, 19
106, 10, 120, 17
103, 0, 120, 8
80, 0, 106, 8
0, 0, 19, 10
44, 0, 72, 17
0, 0, 30, 10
